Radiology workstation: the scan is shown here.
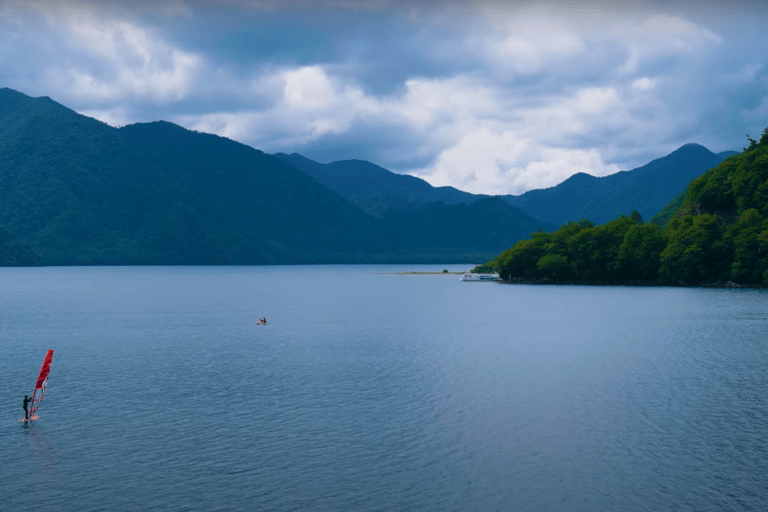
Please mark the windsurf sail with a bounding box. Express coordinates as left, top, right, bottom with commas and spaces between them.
30, 349, 54, 418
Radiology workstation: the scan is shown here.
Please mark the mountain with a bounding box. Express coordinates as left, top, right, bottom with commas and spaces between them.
503, 144, 738, 226
373, 195, 555, 260
273, 153, 476, 209
0, 88, 546, 265
0, 88, 392, 264
0, 87, 740, 266
0, 225, 44, 266
274, 152, 554, 258
277, 144, 736, 235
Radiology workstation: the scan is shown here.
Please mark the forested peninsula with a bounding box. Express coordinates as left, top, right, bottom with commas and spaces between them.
475, 127, 768, 287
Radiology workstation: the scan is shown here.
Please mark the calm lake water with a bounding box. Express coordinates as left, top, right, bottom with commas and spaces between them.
1, 265, 767, 511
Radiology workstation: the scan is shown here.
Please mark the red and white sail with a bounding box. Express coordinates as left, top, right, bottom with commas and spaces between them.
30, 349, 54, 419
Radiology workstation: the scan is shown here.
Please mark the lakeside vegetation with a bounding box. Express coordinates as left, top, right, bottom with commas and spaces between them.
0, 225, 44, 266
475, 126, 768, 286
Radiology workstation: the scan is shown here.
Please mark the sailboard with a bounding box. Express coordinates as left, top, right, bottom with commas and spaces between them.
21, 349, 54, 422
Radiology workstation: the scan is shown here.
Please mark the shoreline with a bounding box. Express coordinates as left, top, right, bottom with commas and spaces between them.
500, 277, 767, 289
377, 271, 468, 275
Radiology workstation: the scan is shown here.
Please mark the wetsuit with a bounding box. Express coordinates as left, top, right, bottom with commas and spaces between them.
23, 396, 32, 420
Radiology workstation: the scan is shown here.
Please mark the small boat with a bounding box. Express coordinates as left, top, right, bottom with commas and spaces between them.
460, 273, 501, 282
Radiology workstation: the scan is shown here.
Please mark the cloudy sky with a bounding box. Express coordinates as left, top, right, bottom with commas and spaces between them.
1, 0, 767, 195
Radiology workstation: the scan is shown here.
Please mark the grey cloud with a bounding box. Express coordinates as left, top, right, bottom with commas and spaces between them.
1, 0, 767, 194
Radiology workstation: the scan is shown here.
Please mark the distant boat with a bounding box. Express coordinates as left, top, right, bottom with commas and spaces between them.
460, 273, 501, 282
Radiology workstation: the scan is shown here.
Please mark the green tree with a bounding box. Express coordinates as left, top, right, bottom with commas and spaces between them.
687, 159, 737, 215
659, 214, 730, 284
727, 208, 768, 283
496, 230, 550, 280
567, 215, 636, 281
0, 225, 44, 266
615, 223, 667, 280
727, 147, 768, 215
536, 253, 571, 280
760, 126, 768, 147
745, 134, 758, 151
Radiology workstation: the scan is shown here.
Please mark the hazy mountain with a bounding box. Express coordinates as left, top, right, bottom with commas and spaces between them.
276, 144, 735, 234
273, 153, 476, 209
503, 144, 738, 226
374, 196, 555, 257
274, 152, 554, 258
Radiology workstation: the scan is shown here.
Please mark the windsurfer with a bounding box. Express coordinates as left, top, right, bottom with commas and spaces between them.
23, 395, 32, 420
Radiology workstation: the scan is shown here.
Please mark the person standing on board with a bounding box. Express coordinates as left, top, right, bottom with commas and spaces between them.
22, 395, 32, 420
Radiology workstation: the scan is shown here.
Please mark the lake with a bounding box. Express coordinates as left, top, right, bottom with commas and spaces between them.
1, 265, 767, 511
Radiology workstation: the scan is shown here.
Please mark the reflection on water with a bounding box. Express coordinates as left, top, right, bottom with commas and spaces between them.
29, 428, 54, 475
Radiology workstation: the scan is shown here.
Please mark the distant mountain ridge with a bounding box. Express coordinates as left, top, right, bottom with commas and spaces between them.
274, 152, 555, 254
0, 87, 737, 265
276, 144, 735, 236
503, 144, 738, 226
274, 152, 476, 208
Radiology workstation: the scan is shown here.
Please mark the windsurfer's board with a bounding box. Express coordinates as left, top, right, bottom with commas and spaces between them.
20, 415, 39, 422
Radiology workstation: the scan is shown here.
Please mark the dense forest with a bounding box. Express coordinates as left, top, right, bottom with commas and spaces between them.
476, 126, 768, 286
0, 225, 44, 266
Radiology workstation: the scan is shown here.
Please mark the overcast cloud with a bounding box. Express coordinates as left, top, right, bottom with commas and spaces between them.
1, 0, 767, 194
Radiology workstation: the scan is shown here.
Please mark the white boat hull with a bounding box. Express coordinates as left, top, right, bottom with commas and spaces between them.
461, 273, 501, 282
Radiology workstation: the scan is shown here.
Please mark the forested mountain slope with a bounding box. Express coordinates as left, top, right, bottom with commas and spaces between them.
274, 153, 476, 206
274, 152, 556, 258
0, 88, 547, 264
0, 88, 390, 264
0, 225, 44, 266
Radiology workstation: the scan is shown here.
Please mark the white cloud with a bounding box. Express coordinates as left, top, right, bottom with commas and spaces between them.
246, 0, 391, 10
632, 77, 657, 91
409, 85, 625, 195
79, 107, 131, 127
171, 60, 683, 195
474, 19, 585, 75
409, 127, 621, 196
613, 14, 722, 74
31, 4, 203, 103
176, 65, 376, 146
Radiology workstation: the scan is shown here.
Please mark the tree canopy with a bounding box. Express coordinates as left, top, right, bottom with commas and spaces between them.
478, 126, 768, 286
0, 225, 44, 266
